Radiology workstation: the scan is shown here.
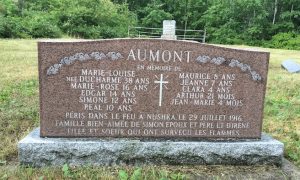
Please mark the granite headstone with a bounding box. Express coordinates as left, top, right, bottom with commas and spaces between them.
39, 39, 269, 139
19, 39, 285, 167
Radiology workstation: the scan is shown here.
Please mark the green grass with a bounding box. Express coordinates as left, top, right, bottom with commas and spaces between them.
0, 39, 299, 178
0, 39, 39, 162
0, 164, 289, 179
0, 39, 37, 89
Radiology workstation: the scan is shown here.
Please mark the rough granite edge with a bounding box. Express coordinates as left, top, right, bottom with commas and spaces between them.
18, 128, 284, 167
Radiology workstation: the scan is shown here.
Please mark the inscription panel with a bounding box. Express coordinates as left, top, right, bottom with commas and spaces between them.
39, 39, 269, 139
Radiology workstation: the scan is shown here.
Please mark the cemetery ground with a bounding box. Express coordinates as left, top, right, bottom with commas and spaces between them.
0, 39, 299, 179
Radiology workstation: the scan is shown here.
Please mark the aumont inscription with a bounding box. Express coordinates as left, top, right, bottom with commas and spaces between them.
127, 49, 192, 63
39, 39, 269, 139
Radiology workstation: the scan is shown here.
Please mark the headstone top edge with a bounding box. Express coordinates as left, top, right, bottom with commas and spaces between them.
212, 44, 270, 53
38, 38, 186, 43
38, 39, 269, 54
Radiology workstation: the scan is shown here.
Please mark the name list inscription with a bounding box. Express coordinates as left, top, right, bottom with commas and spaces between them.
53, 52, 251, 137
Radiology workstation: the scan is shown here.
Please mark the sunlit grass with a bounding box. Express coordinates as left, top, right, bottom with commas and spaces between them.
0, 164, 288, 179
0, 39, 37, 90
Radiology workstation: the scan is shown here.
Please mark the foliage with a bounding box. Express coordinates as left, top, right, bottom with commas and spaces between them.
139, 0, 173, 28
0, 0, 136, 39
119, 169, 129, 180
119, 0, 300, 48
22, 11, 62, 38
57, 0, 135, 38
0, 0, 19, 16
0, 16, 29, 38
1, 0, 300, 47
132, 0, 299, 49
264, 32, 300, 50
62, 164, 74, 178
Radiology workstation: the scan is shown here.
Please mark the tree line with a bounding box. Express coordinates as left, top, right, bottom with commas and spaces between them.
0, 0, 299, 49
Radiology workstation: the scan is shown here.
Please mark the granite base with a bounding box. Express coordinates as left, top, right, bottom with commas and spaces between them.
18, 128, 284, 167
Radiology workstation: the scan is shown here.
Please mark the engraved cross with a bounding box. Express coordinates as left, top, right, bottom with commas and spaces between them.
154, 74, 168, 106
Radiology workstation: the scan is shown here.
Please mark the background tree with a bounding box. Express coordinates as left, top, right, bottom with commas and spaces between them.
140, 0, 172, 28
0, 0, 299, 49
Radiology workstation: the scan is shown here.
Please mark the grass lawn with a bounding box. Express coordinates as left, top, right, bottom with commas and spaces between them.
0, 39, 299, 179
